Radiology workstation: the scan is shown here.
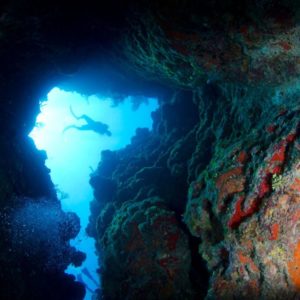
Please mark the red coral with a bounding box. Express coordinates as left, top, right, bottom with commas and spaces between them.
270, 165, 282, 175
270, 141, 287, 163
216, 167, 246, 212
224, 126, 299, 229
237, 151, 248, 164
277, 108, 287, 117
269, 223, 280, 241
266, 124, 277, 133
276, 41, 292, 51
167, 232, 179, 251
286, 133, 296, 143
228, 196, 246, 229
258, 174, 272, 198
228, 195, 262, 229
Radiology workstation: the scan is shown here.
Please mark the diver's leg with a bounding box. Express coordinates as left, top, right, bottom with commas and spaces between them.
63, 124, 93, 133
105, 129, 112, 136
62, 125, 79, 133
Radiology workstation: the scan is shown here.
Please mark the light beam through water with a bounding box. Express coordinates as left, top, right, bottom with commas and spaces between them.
29, 87, 158, 299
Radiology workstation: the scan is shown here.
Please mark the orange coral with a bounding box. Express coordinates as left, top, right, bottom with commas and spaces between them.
269, 223, 280, 241
216, 167, 244, 188
288, 241, 300, 290
237, 251, 259, 273
291, 178, 300, 193
216, 167, 246, 211
270, 141, 287, 163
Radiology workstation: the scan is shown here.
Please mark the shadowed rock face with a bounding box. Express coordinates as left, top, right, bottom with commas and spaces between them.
90, 84, 300, 299
1, 0, 300, 299
100, 197, 193, 299
120, 0, 300, 88
0, 135, 86, 299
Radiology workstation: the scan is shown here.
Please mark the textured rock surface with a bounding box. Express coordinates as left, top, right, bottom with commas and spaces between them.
90, 83, 300, 299
121, 1, 300, 88
88, 91, 209, 299
100, 197, 192, 299
184, 87, 300, 299
0, 135, 86, 299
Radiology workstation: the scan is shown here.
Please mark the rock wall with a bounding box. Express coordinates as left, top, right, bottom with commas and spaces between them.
89, 91, 210, 299
87, 3, 300, 298
0, 1, 128, 299
89, 83, 300, 299
121, 0, 300, 88
0, 134, 86, 299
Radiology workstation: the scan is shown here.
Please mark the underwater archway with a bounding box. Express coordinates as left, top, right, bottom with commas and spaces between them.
29, 87, 158, 299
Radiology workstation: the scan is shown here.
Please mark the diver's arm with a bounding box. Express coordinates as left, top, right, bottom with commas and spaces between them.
63, 125, 77, 133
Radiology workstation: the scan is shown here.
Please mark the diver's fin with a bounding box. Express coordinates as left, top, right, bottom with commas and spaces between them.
105, 130, 112, 136
62, 125, 77, 134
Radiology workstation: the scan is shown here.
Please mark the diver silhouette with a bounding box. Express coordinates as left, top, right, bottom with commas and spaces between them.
82, 267, 99, 287
76, 274, 94, 293
63, 106, 112, 136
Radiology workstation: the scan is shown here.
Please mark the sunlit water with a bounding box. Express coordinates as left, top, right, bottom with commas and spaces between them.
29, 87, 158, 299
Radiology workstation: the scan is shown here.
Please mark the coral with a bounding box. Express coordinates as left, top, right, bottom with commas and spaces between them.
288, 241, 300, 290
189, 180, 203, 199
237, 150, 249, 165
228, 195, 262, 229
236, 250, 260, 273
121, 2, 300, 88
266, 124, 277, 133
226, 127, 299, 229
272, 174, 285, 191
216, 167, 246, 212
269, 223, 280, 241
290, 178, 300, 193
99, 197, 193, 299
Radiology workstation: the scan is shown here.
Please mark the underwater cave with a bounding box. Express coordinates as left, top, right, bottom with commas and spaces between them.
29, 86, 158, 299
1, 1, 300, 300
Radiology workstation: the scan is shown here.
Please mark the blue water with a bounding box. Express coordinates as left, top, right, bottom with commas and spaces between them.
29, 87, 158, 299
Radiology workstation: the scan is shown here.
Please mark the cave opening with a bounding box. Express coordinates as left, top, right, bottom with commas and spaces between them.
29, 86, 158, 299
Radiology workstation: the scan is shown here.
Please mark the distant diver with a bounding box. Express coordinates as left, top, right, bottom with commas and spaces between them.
82, 267, 99, 287
76, 274, 94, 293
63, 106, 112, 136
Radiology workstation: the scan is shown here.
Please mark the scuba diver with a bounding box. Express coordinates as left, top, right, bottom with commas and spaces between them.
63, 106, 112, 136
76, 274, 94, 293
82, 267, 99, 287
